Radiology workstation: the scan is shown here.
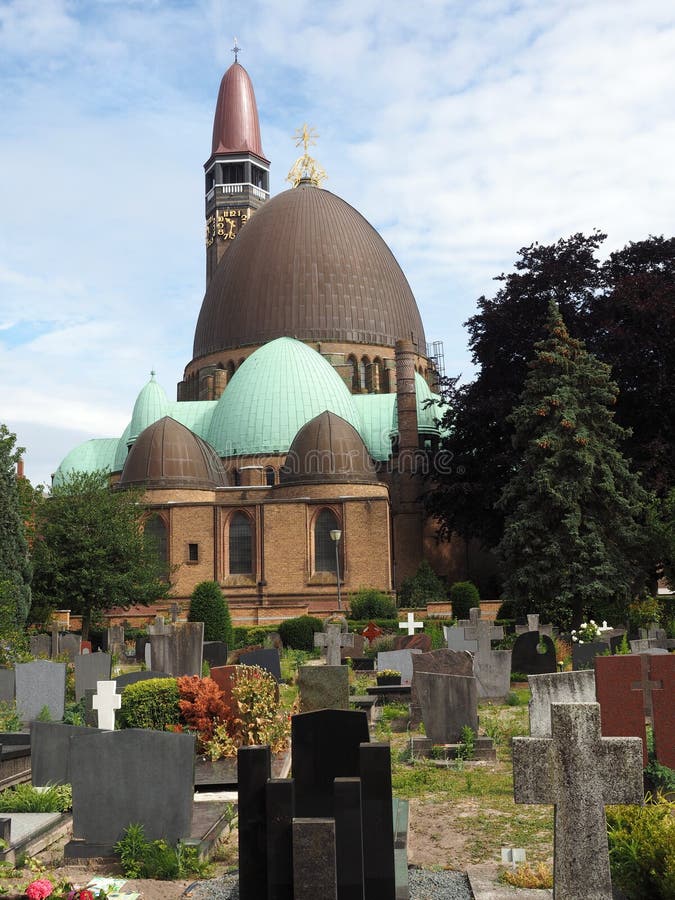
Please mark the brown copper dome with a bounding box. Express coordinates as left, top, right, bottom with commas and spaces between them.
279, 411, 377, 484
192, 183, 427, 359
211, 62, 266, 160
119, 417, 228, 490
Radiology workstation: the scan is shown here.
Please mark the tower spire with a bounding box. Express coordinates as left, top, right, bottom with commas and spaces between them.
231, 37, 241, 62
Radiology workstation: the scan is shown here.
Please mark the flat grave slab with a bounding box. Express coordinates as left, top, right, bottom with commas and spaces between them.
0, 813, 71, 866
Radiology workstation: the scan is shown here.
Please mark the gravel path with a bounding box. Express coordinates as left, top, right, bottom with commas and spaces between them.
184, 868, 473, 899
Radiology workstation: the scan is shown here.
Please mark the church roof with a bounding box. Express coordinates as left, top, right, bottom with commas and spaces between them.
129, 372, 169, 443
210, 61, 267, 160
53, 438, 119, 486
119, 416, 228, 490
280, 411, 377, 484
207, 337, 361, 456
192, 183, 426, 360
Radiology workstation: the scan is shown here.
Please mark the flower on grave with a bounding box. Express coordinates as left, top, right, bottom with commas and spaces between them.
66, 889, 96, 900
377, 669, 401, 678
25, 879, 53, 900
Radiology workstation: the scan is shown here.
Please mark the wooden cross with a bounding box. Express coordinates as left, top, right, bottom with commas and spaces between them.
631, 653, 664, 719
399, 612, 423, 637
314, 624, 354, 666
92, 680, 121, 731
513, 703, 643, 899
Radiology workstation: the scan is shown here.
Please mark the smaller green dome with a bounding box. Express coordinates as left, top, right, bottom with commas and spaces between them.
207, 337, 361, 456
129, 371, 169, 443
53, 438, 119, 486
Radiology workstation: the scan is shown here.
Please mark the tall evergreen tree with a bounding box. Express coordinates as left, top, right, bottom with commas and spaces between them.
496, 301, 650, 629
0, 424, 31, 626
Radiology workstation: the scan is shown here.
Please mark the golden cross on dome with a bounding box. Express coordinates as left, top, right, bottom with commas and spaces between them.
231, 37, 241, 62
286, 123, 327, 188
293, 124, 319, 154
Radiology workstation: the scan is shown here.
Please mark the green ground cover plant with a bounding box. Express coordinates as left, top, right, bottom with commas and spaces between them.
115, 823, 213, 880
0, 783, 72, 813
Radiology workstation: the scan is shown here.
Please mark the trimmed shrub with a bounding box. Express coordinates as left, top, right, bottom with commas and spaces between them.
348, 588, 397, 620
496, 599, 516, 621
188, 581, 233, 645
232, 625, 278, 649
397, 560, 447, 608
176, 675, 229, 749
449, 581, 480, 620
278, 615, 323, 651
118, 678, 180, 730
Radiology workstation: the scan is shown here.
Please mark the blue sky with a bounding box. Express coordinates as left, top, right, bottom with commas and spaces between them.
2, 0, 674, 487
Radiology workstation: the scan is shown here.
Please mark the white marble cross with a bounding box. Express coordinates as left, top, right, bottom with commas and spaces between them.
314, 624, 354, 666
399, 612, 423, 637
92, 679, 121, 730
513, 703, 643, 899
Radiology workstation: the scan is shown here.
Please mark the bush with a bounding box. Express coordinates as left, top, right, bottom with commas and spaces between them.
118, 677, 180, 730
232, 625, 279, 649
449, 581, 480, 620
496, 600, 516, 621
176, 676, 229, 749
397, 560, 447, 608
188, 581, 233, 645
278, 615, 324, 651
348, 588, 397, 620
0, 782, 72, 812
607, 794, 675, 899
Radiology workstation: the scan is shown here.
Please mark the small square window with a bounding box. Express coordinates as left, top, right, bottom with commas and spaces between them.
188, 543, 199, 562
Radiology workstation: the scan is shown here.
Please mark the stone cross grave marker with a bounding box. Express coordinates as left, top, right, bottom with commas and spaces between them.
314, 624, 354, 667
631, 653, 663, 719
513, 703, 643, 900
92, 680, 121, 730
516, 613, 554, 637
462, 607, 510, 698
399, 612, 423, 637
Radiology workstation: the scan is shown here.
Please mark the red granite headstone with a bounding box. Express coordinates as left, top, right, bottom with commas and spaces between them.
80, 641, 92, 654
210, 664, 240, 718
395, 633, 432, 652
362, 622, 383, 643
650, 654, 674, 769
595, 655, 647, 765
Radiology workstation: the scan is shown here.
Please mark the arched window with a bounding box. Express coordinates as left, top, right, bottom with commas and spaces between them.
229, 511, 253, 574
347, 355, 358, 391
372, 357, 383, 393
226, 361, 235, 382
359, 357, 369, 391
265, 466, 276, 486
144, 514, 168, 576
314, 508, 340, 573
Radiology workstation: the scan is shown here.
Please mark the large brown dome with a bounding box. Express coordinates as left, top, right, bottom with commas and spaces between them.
192, 183, 426, 359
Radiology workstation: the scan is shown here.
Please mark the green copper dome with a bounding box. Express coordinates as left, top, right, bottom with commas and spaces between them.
113, 421, 132, 472
391, 372, 443, 436
129, 371, 169, 443
207, 337, 361, 456
53, 438, 120, 486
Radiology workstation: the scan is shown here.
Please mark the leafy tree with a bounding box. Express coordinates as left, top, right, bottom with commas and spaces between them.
188, 580, 233, 645
31, 471, 171, 640
398, 560, 447, 608
448, 581, 480, 620
0, 424, 31, 626
496, 300, 651, 629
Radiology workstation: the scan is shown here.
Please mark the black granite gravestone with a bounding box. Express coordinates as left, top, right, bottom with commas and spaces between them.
266, 778, 294, 900
511, 632, 557, 676
31, 722, 103, 786
203, 641, 229, 669
572, 641, 610, 670
334, 777, 365, 900
360, 743, 395, 900
238, 745, 271, 900
291, 709, 370, 818
240, 648, 282, 683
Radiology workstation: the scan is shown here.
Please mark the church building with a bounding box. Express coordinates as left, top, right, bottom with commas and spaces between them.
54, 58, 476, 624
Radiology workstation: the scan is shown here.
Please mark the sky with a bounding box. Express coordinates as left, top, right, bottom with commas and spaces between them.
1, 0, 674, 488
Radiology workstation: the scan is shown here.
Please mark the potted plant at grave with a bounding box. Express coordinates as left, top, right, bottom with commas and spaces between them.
376, 668, 402, 686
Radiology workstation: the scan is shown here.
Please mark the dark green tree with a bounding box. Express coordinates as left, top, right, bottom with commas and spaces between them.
188, 580, 233, 645
448, 581, 480, 620
398, 560, 447, 608
31, 471, 170, 640
496, 301, 651, 629
0, 424, 31, 626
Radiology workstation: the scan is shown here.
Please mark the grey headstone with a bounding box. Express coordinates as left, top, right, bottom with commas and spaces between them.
149, 622, 204, 676
376, 649, 422, 686
58, 633, 81, 661
528, 670, 596, 736
31, 721, 103, 786
68, 729, 195, 855
115, 670, 172, 691
107, 624, 126, 657
342, 633, 366, 660
29, 635, 51, 658
293, 818, 337, 900
411, 648, 474, 727
0, 669, 15, 703
513, 703, 643, 899
15, 660, 66, 724
74, 653, 112, 701
416, 672, 478, 744
572, 641, 610, 670
298, 666, 349, 712
640, 626, 668, 650
630, 638, 650, 653
314, 625, 354, 667
239, 648, 282, 683
463, 611, 511, 699
443, 624, 478, 654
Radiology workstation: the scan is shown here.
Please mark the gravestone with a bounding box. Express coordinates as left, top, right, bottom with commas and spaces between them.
266, 777, 294, 900
361, 622, 383, 643
239, 648, 282, 683
314, 624, 354, 667
463, 610, 511, 699
92, 680, 121, 731
443, 623, 478, 654
297, 666, 349, 712
50, 626, 59, 658
15, 660, 66, 724
528, 670, 596, 736
209, 665, 240, 717
395, 632, 432, 652
74, 653, 112, 702
399, 612, 423, 637
29, 634, 51, 658
238, 745, 270, 900
416, 672, 478, 744
291, 709, 370, 818
107, 624, 125, 658
293, 818, 337, 900
341, 632, 366, 660
203, 641, 229, 669
67, 729, 195, 857
360, 742, 396, 899
0, 669, 14, 704
650, 654, 675, 769
410, 648, 474, 727
150, 622, 204, 676
31, 721, 103, 786
629, 638, 651, 653
513, 703, 643, 900
376, 648, 422, 686
639, 625, 668, 650
515, 614, 554, 637
511, 632, 557, 676
58, 633, 81, 661
572, 641, 609, 670
114, 670, 172, 691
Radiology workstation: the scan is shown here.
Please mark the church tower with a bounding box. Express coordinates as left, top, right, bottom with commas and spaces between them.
204, 46, 270, 285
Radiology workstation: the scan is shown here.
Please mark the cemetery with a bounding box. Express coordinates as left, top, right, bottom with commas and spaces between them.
0, 601, 671, 900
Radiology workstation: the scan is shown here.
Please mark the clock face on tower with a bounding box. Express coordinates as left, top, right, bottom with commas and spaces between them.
205, 210, 249, 246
